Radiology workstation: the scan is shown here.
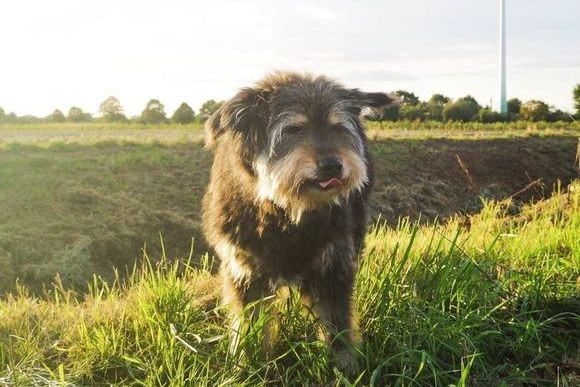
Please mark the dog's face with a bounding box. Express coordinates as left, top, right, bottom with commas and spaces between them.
206, 72, 394, 221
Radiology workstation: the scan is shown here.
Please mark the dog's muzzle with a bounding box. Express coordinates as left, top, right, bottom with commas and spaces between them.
315, 155, 343, 189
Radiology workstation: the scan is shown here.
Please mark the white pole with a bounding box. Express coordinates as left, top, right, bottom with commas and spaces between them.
499, 0, 507, 116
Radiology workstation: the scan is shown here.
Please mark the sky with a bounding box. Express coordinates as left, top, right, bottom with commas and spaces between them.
1, 0, 579, 117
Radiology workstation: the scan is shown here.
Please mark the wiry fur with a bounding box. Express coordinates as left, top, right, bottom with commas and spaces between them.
201, 71, 394, 371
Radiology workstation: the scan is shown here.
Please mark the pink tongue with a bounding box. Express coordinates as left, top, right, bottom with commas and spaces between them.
318, 178, 342, 188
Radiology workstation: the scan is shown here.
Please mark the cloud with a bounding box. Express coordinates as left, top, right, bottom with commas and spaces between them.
1, 0, 578, 115
295, 3, 344, 23
339, 69, 416, 83
512, 58, 580, 70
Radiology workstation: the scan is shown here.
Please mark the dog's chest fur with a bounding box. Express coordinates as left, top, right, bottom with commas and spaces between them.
229, 198, 350, 279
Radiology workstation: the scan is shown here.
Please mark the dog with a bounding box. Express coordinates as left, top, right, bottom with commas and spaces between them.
202, 72, 394, 371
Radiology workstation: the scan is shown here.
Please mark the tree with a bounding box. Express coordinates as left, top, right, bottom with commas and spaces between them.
4, 112, 17, 123
18, 115, 42, 124
520, 100, 550, 122
394, 90, 420, 106
99, 96, 126, 122
574, 84, 580, 117
141, 99, 167, 124
198, 99, 224, 122
382, 104, 400, 121
425, 94, 450, 121
507, 98, 521, 115
547, 109, 572, 122
0, 106, 5, 123
379, 104, 400, 121
399, 103, 427, 121
429, 94, 450, 105
366, 104, 400, 121
48, 109, 66, 123
171, 102, 195, 124
478, 107, 503, 123
68, 106, 91, 122
461, 95, 482, 112
507, 98, 522, 121
443, 96, 481, 122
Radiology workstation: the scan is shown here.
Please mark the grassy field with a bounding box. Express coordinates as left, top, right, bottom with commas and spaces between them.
1, 121, 578, 144
0, 180, 578, 386
0, 124, 578, 385
1, 124, 578, 294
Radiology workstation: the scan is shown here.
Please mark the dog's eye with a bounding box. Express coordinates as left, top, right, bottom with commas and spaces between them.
285, 125, 304, 135
333, 124, 349, 133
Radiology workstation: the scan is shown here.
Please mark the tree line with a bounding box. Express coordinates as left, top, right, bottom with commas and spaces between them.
1, 85, 579, 125
0, 97, 224, 125
369, 85, 579, 123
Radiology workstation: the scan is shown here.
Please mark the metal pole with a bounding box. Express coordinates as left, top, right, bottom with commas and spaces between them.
499, 0, 507, 116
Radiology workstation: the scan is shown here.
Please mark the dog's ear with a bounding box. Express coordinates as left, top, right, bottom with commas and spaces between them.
345, 90, 400, 120
361, 92, 400, 107
205, 88, 269, 152
351, 90, 400, 108
204, 103, 225, 148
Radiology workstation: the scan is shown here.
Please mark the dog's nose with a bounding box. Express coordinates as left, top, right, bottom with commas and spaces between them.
317, 156, 343, 177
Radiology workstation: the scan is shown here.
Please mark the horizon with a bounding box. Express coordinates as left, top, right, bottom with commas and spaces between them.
1, 0, 579, 117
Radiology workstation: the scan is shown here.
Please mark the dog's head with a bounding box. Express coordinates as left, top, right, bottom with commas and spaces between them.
206, 71, 395, 222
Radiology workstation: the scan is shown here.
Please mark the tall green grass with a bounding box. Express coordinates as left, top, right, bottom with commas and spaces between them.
1, 182, 578, 386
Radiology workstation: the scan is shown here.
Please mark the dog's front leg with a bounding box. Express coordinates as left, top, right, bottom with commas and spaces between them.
302, 245, 358, 373
221, 262, 273, 358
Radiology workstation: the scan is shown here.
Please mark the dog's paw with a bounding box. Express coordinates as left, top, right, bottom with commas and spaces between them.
334, 348, 359, 375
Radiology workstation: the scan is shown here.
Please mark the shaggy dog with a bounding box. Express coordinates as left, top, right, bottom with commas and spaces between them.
202, 72, 394, 370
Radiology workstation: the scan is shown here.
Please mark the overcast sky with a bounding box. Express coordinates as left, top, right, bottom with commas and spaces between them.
1, 0, 579, 117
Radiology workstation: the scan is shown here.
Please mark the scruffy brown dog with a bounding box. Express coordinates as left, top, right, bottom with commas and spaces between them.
202, 72, 394, 370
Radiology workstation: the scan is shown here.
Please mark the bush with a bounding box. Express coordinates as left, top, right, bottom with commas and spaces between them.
547, 109, 573, 122
520, 100, 550, 122
443, 97, 480, 122
400, 104, 427, 121
478, 108, 503, 123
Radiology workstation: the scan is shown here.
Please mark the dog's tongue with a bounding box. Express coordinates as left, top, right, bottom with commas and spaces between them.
318, 178, 342, 188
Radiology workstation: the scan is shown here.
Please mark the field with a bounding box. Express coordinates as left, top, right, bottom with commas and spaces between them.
0, 123, 579, 385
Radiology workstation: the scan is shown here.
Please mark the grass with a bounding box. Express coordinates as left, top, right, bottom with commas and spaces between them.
365, 120, 579, 131
1, 121, 578, 146
0, 123, 577, 384
0, 140, 212, 293
365, 120, 579, 141
0, 181, 578, 386
0, 125, 205, 147
0, 122, 204, 132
